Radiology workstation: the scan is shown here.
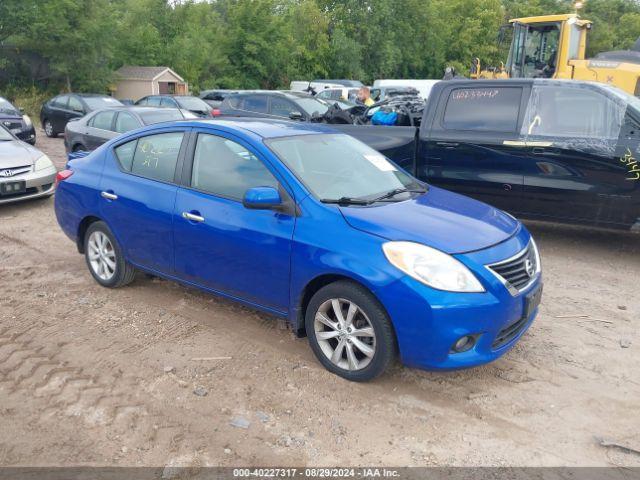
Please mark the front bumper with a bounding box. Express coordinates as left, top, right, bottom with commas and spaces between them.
375, 226, 542, 371
0, 165, 57, 204
16, 127, 36, 144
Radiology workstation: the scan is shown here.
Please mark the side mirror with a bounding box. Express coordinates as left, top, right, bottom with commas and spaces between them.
289, 111, 303, 121
243, 186, 282, 210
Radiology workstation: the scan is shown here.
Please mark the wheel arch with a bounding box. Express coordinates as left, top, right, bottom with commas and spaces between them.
76, 215, 103, 253
294, 273, 392, 339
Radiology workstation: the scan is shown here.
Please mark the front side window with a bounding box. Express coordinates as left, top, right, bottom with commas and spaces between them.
114, 112, 140, 133
443, 87, 522, 132
146, 97, 162, 107
160, 97, 178, 108
90, 110, 116, 130
522, 85, 625, 139
52, 95, 69, 108
270, 98, 297, 117
190, 134, 278, 199
115, 132, 184, 183
267, 134, 420, 201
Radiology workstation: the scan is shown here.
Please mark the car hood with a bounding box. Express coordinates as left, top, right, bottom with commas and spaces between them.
339, 186, 520, 254
0, 140, 41, 167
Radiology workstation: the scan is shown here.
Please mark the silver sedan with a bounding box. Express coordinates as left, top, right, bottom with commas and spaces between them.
0, 126, 56, 204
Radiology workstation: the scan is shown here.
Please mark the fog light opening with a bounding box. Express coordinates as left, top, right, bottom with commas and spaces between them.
450, 335, 477, 353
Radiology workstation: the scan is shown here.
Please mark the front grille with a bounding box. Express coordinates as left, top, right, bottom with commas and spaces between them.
487, 242, 538, 293
0, 165, 32, 177
1, 120, 22, 130
492, 316, 528, 349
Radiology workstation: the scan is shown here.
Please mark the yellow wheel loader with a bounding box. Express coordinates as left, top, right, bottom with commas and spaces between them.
470, 13, 640, 96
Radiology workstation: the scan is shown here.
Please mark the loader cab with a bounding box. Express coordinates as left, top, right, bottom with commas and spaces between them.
505, 15, 590, 80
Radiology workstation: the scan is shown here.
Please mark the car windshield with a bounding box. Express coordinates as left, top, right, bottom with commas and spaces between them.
0, 126, 13, 141
267, 133, 422, 202
139, 109, 186, 125
0, 98, 20, 116
175, 96, 210, 112
294, 97, 330, 116
83, 97, 123, 109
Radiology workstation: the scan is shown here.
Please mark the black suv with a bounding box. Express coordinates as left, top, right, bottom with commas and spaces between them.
219, 91, 331, 121
40, 94, 123, 138
0, 97, 36, 144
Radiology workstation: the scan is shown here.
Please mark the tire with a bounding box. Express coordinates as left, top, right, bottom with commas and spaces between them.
43, 119, 56, 138
84, 221, 136, 288
72, 143, 86, 152
305, 280, 396, 382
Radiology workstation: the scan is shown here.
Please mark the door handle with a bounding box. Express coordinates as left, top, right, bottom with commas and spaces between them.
182, 211, 205, 223
436, 141, 459, 148
532, 147, 546, 155
100, 191, 118, 200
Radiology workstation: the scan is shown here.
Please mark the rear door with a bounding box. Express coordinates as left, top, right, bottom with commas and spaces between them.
520, 83, 638, 227
99, 129, 189, 274
420, 83, 530, 213
50, 95, 70, 132
85, 110, 117, 150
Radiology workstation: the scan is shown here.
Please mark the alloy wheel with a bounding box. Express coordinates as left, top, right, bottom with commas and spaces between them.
44, 120, 53, 137
87, 231, 116, 281
314, 298, 376, 371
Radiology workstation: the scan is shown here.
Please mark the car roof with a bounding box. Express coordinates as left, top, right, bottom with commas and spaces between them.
167, 118, 337, 139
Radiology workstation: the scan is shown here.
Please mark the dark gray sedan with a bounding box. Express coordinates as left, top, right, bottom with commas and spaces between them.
64, 106, 196, 153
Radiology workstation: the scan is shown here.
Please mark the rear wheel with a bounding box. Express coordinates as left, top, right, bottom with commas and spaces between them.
84, 221, 136, 288
43, 119, 56, 138
305, 281, 396, 381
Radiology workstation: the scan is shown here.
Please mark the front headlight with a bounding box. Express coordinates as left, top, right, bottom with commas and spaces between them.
22, 114, 32, 128
34, 155, 53, 171
383, 241, 485, 292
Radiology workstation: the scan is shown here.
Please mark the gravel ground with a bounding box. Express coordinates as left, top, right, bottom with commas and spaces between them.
0, 129, 638, 467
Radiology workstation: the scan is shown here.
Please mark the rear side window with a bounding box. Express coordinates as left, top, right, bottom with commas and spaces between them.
146, 97, 162, 107
443, 87, 522, 132
115, 132, 184, 183
190, 134, 278, 199
90, 111, 116, 130
242, 96, 268, 113
114, 112, 140, 133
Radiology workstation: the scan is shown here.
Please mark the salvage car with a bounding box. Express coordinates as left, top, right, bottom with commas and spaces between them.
40, 94, 123, 138
135, 95, 213, 118
0, 125, 56, 204
64, 106, 196, 153
54, 119, 542, 381
199, 89, 239, 109
0, 97, 36, 144
219, 91, 330, 121
333, 79, 640, 231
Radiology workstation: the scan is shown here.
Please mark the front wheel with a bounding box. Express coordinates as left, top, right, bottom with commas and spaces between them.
84, 221, 136, 288
305, 281, 397, 382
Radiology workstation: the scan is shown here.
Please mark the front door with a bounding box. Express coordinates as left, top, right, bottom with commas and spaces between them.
420, 84, 529, 213
99, 129, 188, 274
173, 130, 295, 312
519, 83, 638, 227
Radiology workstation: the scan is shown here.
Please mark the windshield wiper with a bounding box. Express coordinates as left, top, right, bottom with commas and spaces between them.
370, 187, 427, 203
320, 196, 372, 206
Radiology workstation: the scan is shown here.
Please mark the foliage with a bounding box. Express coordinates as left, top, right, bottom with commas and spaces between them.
1, 0, 639, 94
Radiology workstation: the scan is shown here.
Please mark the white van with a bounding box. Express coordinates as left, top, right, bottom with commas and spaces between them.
372, 79, 440, 101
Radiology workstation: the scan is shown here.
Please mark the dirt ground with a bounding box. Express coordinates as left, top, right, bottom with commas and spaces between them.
0, 129, 638, 468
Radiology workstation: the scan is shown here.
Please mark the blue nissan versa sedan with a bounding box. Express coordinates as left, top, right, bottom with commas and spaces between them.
54, 119, 542, 381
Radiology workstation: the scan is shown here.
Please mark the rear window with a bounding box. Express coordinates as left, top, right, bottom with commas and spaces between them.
139, 109, 185, 125
443, 87, 522, 132
175, 96, 210, 112
83, 96, 123, 110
